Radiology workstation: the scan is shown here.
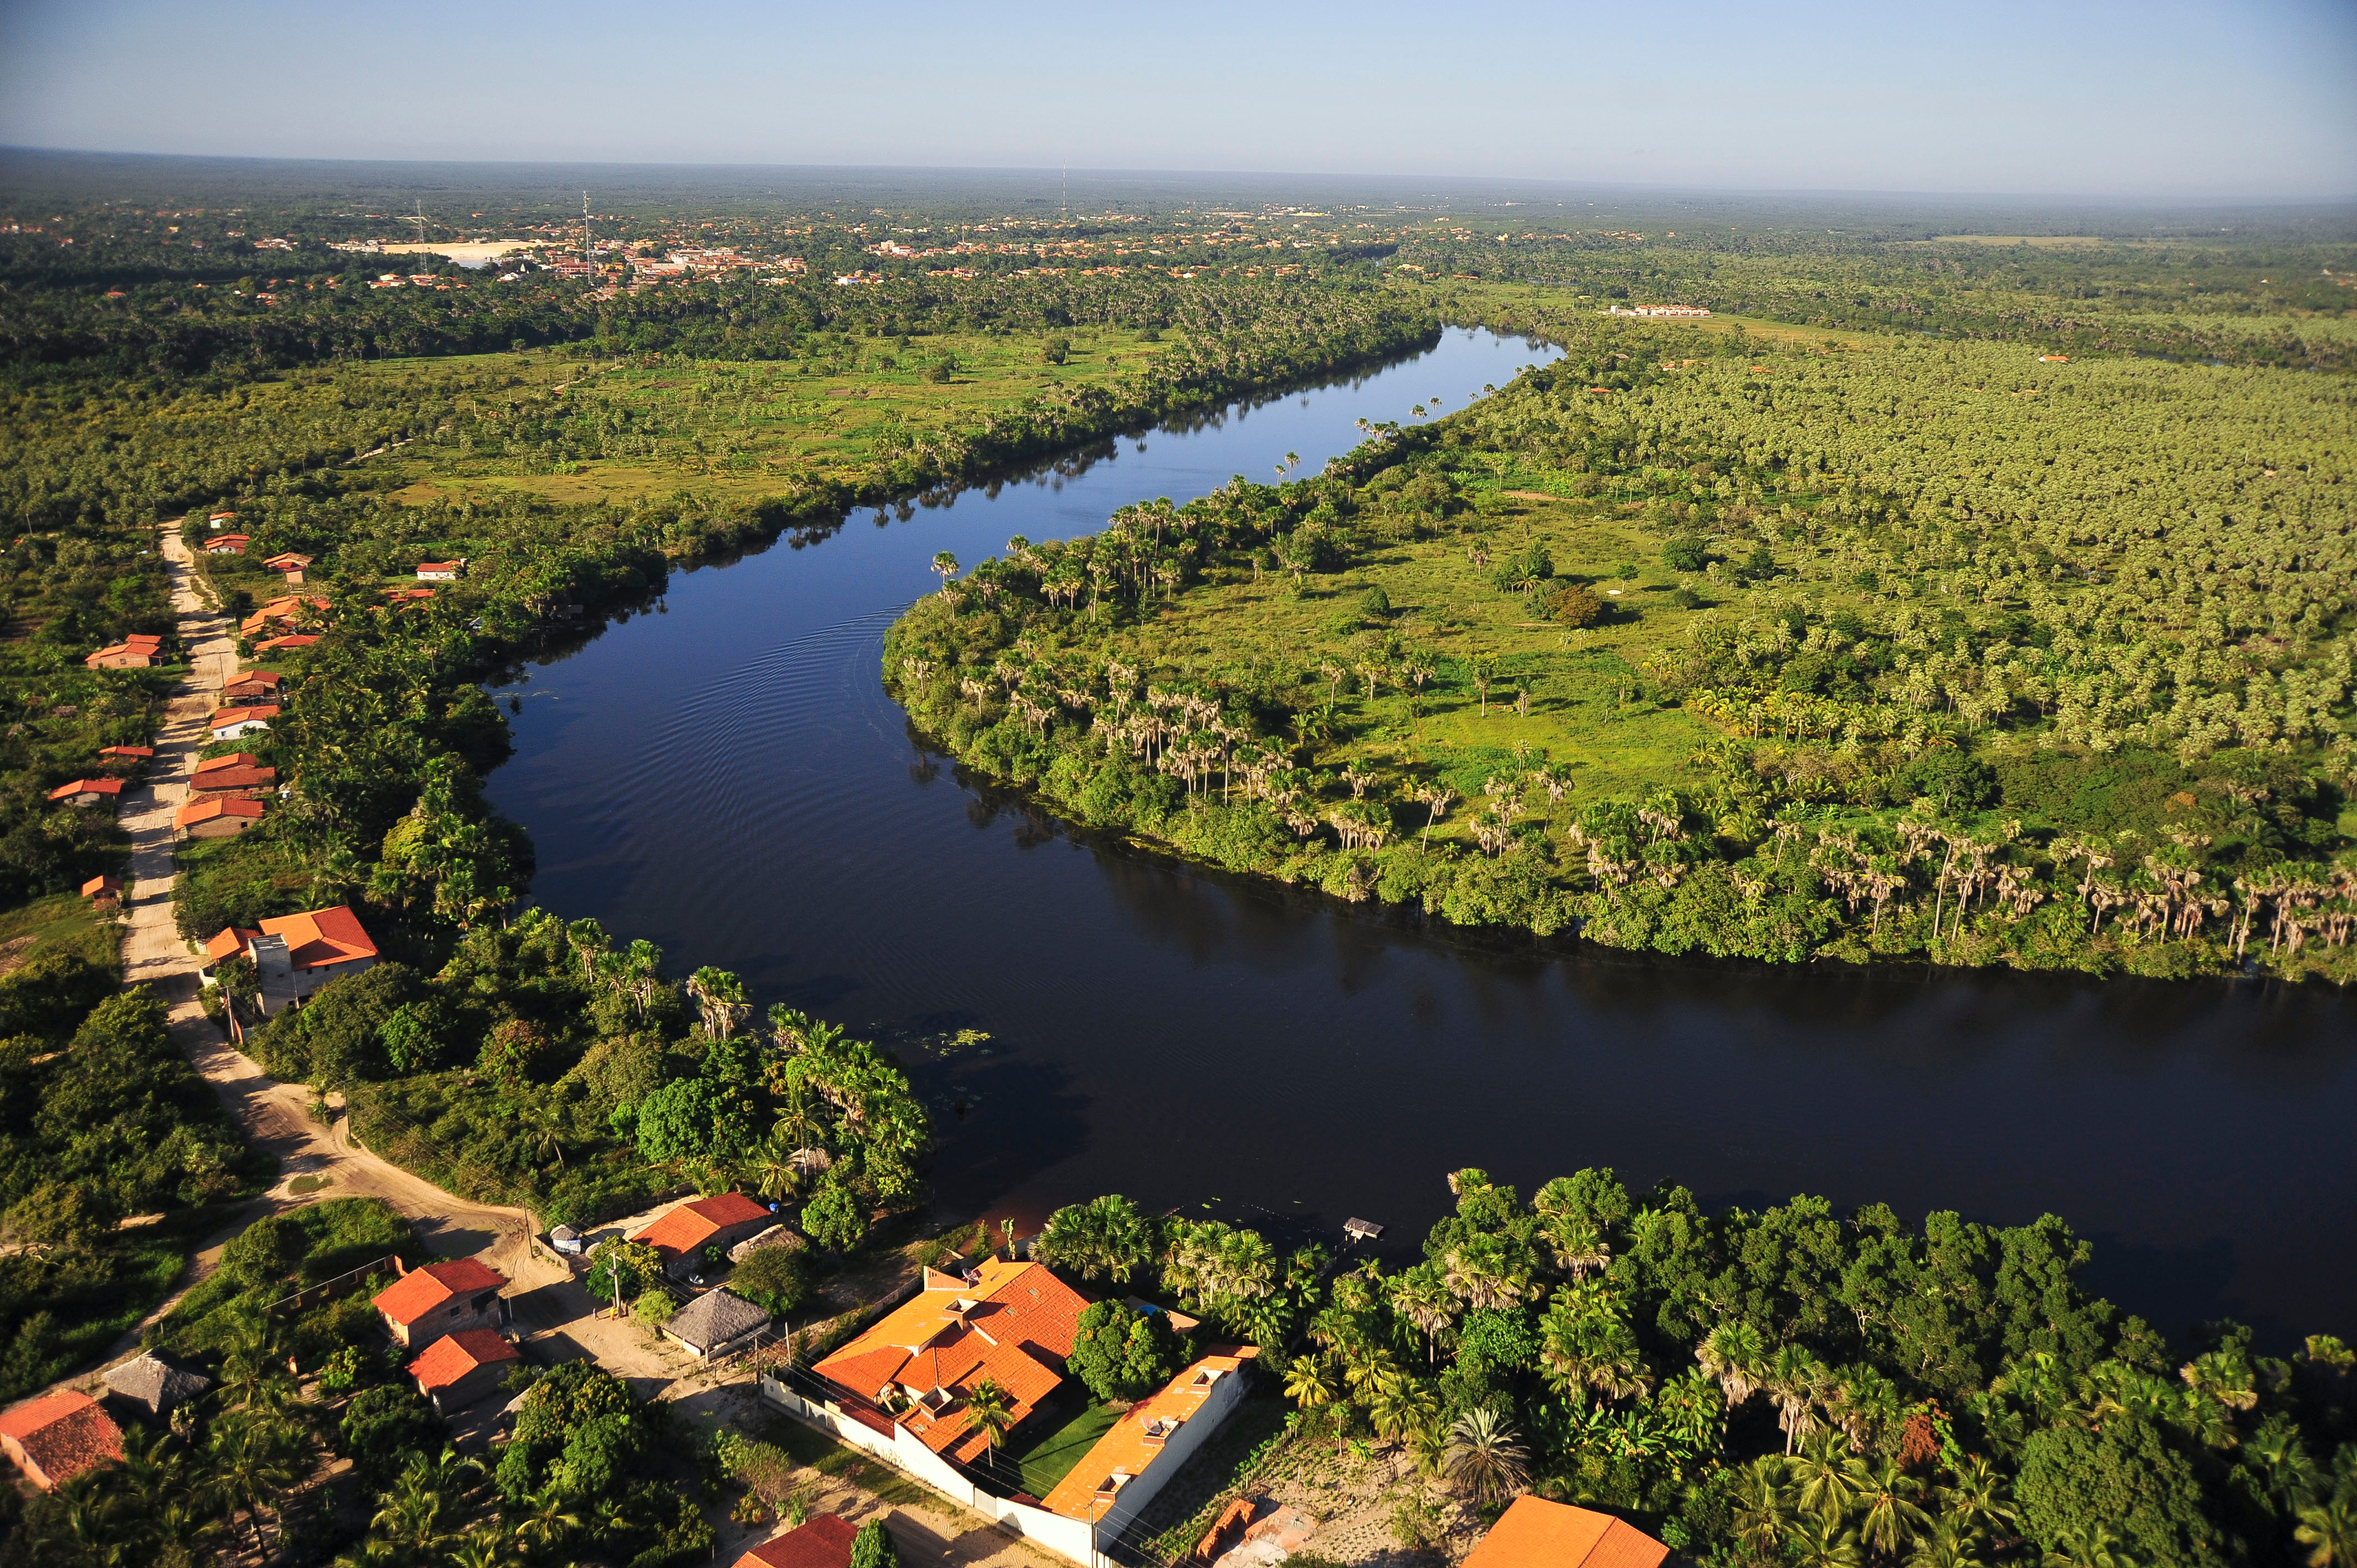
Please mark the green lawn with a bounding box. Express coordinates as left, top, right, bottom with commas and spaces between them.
1013, 1400, 1121, 1499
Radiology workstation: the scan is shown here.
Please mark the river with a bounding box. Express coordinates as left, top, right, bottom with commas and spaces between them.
487, 328, 2357, 1347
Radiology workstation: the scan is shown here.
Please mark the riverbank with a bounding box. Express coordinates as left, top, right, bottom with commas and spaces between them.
881, 314, 2356, 987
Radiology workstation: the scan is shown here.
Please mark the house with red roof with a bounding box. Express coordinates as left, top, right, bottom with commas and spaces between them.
85, 632, 165, 670
733, 1514, 857, 1568
261, 551, 312, 572
416, 559, 465, 581
0, 1390, 124, 1491
240, 595, 330, 639
81, 874, 122, 906
203, 904, 378, 1013
209, 704, 280, 741
223, 670, 285, 705
812, 1258, 1091, 1466
1461, 1497, 1669, 1568
202, 533, 251, 554
407, 1327, 521, 1415
186, 763, 275, 800
48, 778, 125, 809
177, 796, 265, 839
632, 1192, 776, 1278
372, 1257, 509, 1350
97, 745, 155, 768
254, 633, 319, 654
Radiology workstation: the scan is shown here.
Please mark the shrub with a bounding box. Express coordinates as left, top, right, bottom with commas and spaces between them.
1545, 584, 1603, 627
731, 1244, 810, 1315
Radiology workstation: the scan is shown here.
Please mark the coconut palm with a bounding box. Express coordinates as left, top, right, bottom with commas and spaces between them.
963, 1377, 1015, 1451
1787, 1513, 1867, 1568
1343, 1344, 1403, 1401
448, 1527, 514, 1568
1908, 1519, 1990, 1568
510, 1482, 581, 1555
2042, 1523, 2139, 1568
1283, 1352, 1341, 1412
1938, 1455, 2017, 1540
931, 551, 960, 592
209, 1409, 313, 1559
1854, 1457, 1931, 1556
1788, 1435, 1865, 1527
1729, 1458, 1794, 1561
1366, 1376, 1439, 1453
1439, 1407, 1529, 1505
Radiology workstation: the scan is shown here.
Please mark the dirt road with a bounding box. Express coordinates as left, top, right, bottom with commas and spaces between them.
124, 524, 566, 1295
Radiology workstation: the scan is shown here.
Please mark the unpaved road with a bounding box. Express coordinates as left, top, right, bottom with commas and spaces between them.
121, 525, 567, 1298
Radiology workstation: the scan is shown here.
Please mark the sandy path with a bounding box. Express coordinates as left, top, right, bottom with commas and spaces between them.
122, 525, 568, 1293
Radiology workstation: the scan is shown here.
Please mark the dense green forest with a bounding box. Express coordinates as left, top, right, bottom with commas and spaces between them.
0, 919, 267, 1404
1037, 1172, 2357, 1566
884, 306, 2357, 981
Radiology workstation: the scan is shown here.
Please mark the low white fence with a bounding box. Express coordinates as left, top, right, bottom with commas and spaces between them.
759, 1375, 1104, 1565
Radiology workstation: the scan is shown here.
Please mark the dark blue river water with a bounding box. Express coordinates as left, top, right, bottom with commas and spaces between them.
488, 329, 2357, 1347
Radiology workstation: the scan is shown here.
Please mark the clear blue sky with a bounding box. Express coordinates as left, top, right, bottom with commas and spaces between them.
2, 0, 2351, 199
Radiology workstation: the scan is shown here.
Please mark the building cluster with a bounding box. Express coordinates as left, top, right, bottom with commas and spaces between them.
1605, 303, 1712, 317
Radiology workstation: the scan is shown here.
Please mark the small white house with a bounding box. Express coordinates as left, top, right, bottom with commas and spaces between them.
209, 704, 278, 741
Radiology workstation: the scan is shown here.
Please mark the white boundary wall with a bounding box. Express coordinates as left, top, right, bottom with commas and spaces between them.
759, 1378, 1101, 1565
758, 1366, 1251, 1567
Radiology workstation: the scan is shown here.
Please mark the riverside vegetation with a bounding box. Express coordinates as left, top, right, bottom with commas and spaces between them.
884, 305, 2357, 981
1032, 1172, 2357, 1567
1, 166, 2353, 1561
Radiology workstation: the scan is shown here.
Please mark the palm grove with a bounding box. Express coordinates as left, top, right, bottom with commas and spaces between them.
883, 315, 2355, 981
1035, 1173, 2357, 1567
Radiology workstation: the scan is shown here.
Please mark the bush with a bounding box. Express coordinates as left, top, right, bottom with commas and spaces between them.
1545, 584, 1603, 627
801, 1180, 867, 1254
851, 1517, 898, 1568
1067, 1299, 1181, 1402
731, 1244, 810, 1315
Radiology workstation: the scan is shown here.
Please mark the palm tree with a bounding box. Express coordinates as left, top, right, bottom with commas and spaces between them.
963, 1378, 1015, 1451
208, 1409, 309, 1559
1938, 1456, 2017, 1541
1697, 1320, 1768, 1406
447, 1526, 514, 1568
510, 1482, 581, 1555
1907, 1519, 1990, 1568
1343, 1344, 1402, 1402
1439, 1407, 1529, 1505
520, 1102, 567, 1169
1787, 1513, 1867, 1568
1764, 1343, 1832, 1454
931, 551, 960, 592
1853, 1457, 1930, 1556
1386, 1267, 1457, 1363
1284, 1352, 1341, 1412
2042, 1523, 2139, 1568
686, 965, 748, 1038
1788, 1436, 1864, 1527
1367, 1376, 1439, 1453
1542, 1215, 1612, 1281
2298, 1496, 2357, 1568
1729, 1458, 1794, 1561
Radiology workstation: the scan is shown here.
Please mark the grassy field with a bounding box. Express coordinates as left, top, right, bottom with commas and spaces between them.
365, 324, 1185, 507
1110, 490, 1728, 806
0, 892, 117, 977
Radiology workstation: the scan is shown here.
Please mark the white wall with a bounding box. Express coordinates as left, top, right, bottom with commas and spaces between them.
759, 1378, 1103, 1567
1098, 1365, 1249, 1540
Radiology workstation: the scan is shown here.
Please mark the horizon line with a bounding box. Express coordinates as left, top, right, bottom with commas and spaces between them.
4, 145, 2352, 212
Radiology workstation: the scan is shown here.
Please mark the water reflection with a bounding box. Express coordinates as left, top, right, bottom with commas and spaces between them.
487, 329, 2357, 1345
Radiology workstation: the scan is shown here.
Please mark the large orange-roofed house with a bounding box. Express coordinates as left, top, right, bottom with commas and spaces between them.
372, 1258, 509, 1351
812, 1258, 1090, 1466
1461, 1497, 1669, 1568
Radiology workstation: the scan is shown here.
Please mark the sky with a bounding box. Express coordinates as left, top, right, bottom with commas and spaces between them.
2, 0, 2353, 199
